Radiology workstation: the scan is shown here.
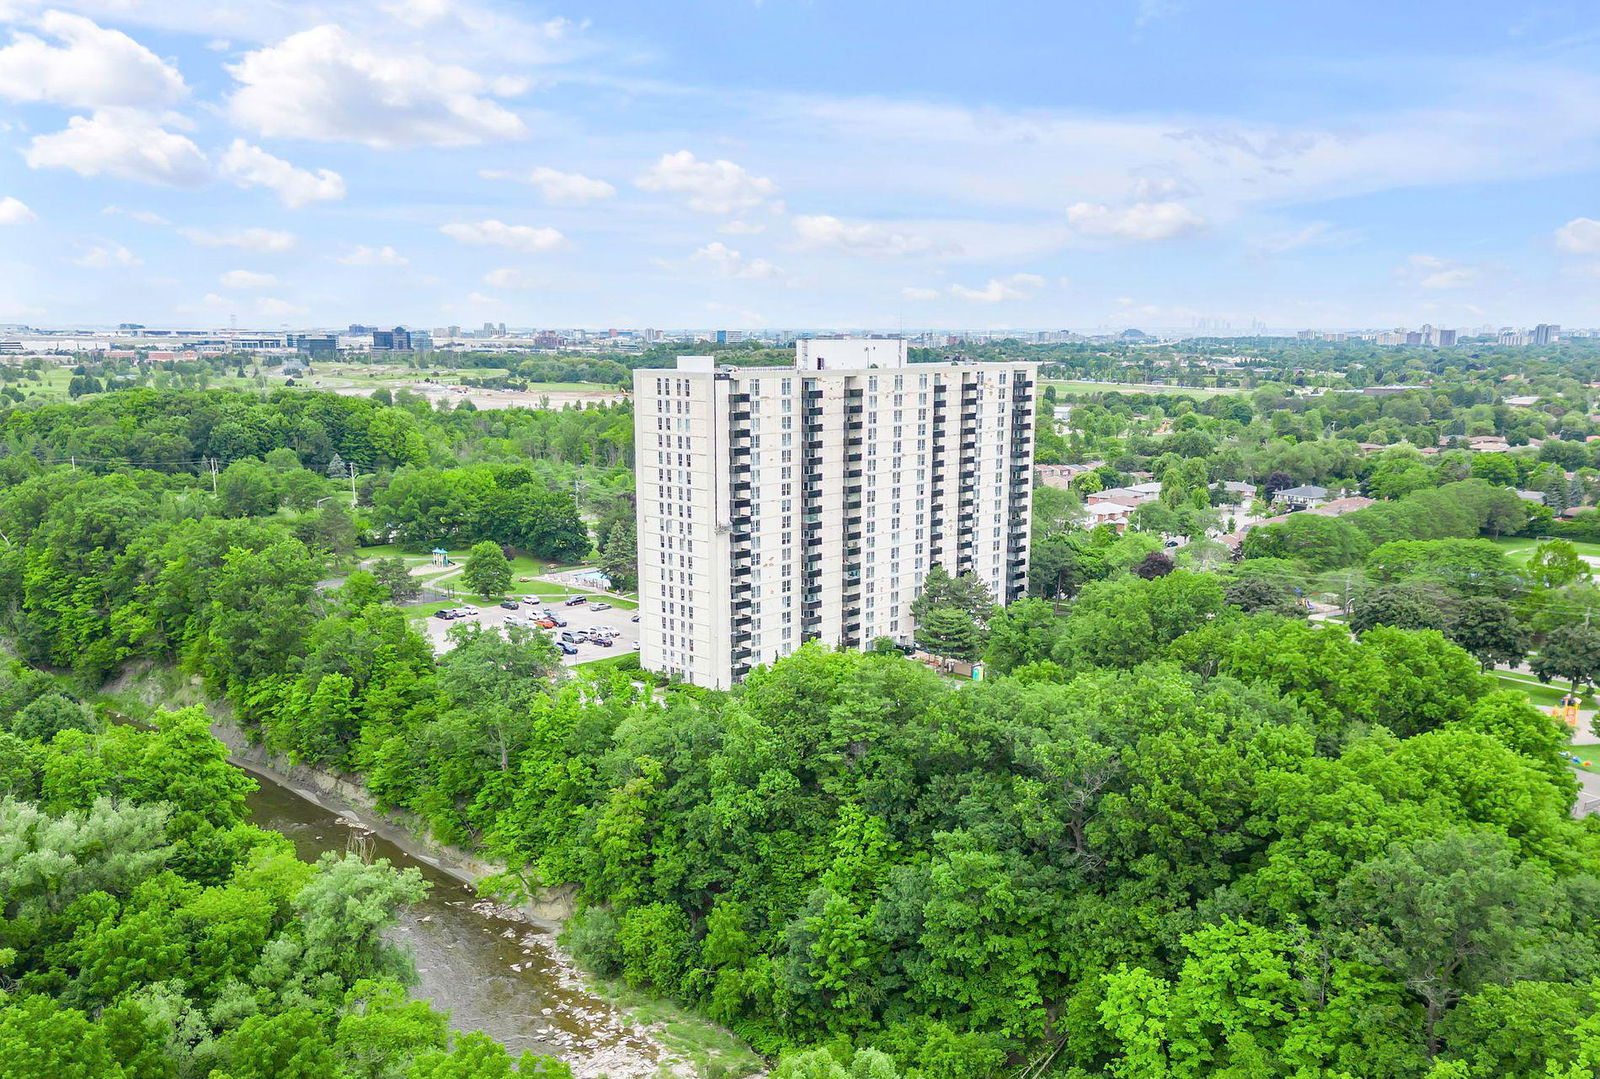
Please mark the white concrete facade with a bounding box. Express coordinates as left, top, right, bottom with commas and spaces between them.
635, 344, 1036, 688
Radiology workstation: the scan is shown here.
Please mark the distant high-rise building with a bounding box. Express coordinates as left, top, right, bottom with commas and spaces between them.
1437, 329, 1457, 347
371, 326, 412, 351
715, 329, 729, 344
498, 322, 507, 336
633, 339, 1035, 688
288, 333, 337, 358
1534, 323, 1561, 345
349, 324, 375, 334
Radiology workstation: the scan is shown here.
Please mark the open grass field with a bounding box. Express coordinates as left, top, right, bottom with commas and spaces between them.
1493, 670, 1575, 709
1491, 536, 1600, 567
1043, 379, 1243, 400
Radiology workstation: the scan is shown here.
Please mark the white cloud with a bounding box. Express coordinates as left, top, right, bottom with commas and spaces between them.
74, 241, 141, 268
1556, 217, 1600, 255
219, 269, 278, 289
218, 139, 345, 208
257, 296, 306, 316
482, 267, 544, 289
1250, 221, 1351, 255
1066, 200, 1205, 241
690, 241, 783, 280
482, 166, 615, 203
227, 25, 526, 147
791, 214, 934, 256
0, 197, 35, 225
0, 10, 186, 109
102, 205, 169, 225
441, 219, 565, 252
179, 226, 297, 252
1402, 253, 1480, 290
949, 273, 1046, 303
336, 244, 408, 266
719, 220, 765, 235
704, 300, 766, 326
899, 286, 940, 301
1134, 0, 1183, 27
636, 151, 781, 215
26, 109, 209, 186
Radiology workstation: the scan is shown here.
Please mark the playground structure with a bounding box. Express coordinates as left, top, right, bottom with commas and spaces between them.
1553, 693, 1584, 729
431, 547, 452, 567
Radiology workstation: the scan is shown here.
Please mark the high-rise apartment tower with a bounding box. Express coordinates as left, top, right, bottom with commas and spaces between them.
633, 338, 1035, 688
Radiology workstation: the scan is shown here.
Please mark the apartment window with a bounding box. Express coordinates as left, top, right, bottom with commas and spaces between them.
781, 378, 793, 394
868, 376, 878, 391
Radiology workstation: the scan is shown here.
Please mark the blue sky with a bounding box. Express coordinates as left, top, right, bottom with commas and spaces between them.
1, 0, 1599, 331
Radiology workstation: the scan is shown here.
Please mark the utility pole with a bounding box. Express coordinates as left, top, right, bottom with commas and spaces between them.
208, 456, 219, 493
349, 462, 358, 508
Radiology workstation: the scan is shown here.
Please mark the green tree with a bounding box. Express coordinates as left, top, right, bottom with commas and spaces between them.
1333, 830, 1552, 1055
1446, 597, 1528, 670
915, 606, 983, 661
598, 524, 637, 592
461, 541, 512, 600
1350, 583, 1448, 634
983, 598, 1062, 674
1529, 540, 1591, 589
370, 557, 422, 604
1530, 623, 1600, 692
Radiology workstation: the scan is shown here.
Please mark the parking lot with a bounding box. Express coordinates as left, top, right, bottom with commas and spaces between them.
419, 592, 640, 667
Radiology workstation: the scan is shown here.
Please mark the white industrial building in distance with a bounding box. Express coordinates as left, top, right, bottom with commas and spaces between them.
633, 337, 1037, 688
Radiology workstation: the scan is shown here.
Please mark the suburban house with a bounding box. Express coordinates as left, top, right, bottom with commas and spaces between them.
1035, 462, 1101, 490
1272, 484, 1329, 510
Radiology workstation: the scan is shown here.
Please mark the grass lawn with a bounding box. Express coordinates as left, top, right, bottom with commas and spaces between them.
1490, 536, 1600, 566
572, 654, 641, 676
1494, 670, 1582, 710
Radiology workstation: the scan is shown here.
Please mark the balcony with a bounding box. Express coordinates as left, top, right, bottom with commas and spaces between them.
731, 409, 751, 423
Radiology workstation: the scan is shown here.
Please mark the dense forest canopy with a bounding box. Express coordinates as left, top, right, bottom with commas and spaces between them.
6, 350, 1600, 1077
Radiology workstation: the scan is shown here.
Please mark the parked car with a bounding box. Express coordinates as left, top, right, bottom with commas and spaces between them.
433, 609, 455, 620
590, 635, 614, 647
559, 631, 579, 644
454, 607, 479, 618
589, 602, 612, 611
499, 600, 520, 610
556, 640, 578, 655
547, 614, 567, 627
630, 614, 640, 623
564, 596, 588, 606
534, 617, 557, 629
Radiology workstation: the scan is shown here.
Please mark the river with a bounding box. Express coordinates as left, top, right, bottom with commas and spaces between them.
242, 768, 673, 1079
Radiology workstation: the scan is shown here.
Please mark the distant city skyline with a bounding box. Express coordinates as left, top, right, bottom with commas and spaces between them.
3, 1, 1600, 327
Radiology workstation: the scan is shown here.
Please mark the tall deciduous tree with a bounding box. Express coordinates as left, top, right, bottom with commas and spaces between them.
461, 541, 512, 600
